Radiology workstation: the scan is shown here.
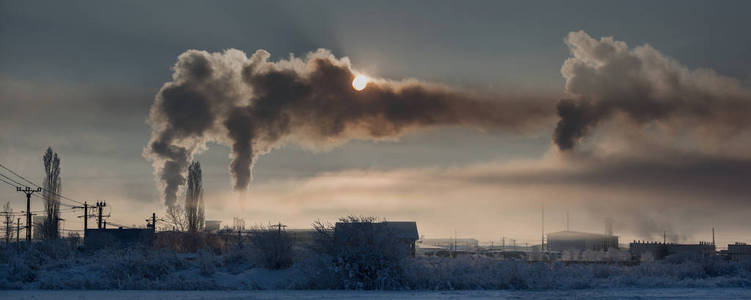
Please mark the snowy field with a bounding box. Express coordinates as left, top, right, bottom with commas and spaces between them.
4, 288, 751, 300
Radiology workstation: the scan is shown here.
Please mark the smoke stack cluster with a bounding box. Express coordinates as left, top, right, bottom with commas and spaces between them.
145, 49, 552, 207
553, 31, 751, 151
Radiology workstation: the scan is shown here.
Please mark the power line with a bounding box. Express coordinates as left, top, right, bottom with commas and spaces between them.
0, 172, 26, 187
0, 162, 84, 205
0, 162, 38, 187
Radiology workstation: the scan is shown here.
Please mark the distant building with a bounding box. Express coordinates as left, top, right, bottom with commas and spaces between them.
547, 231, 619, 252
204, 220, 221, 232
232, 217, 245, 231
727, 243, 751, 262
421, 238, 479, 251
629, 241, 715, 260
84, 228, 154, 250
287, 228, 317, 247
334, 221, 419, 257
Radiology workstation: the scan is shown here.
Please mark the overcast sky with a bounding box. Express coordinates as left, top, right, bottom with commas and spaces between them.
1, 0, 750, 246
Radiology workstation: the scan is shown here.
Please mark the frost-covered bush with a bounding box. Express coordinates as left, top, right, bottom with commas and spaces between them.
3, 233, 751, 290
303, 216, 409, 290
197, 248, 217, 276
222, 245, 258, 274
95, 248, 185, 287
248, 225, 293, 270
399, 255, 751, 290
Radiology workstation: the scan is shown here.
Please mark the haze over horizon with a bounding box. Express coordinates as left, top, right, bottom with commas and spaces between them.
2, 0, 751, 247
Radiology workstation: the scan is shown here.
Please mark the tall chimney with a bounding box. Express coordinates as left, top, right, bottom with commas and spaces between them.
541, 203, 545, 251
605, 217, 613, 236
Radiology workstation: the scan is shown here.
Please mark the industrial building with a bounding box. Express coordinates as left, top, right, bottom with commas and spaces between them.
727, 243, 751, 262
547, 231, 619, 252
334, 221, 419, 257
420, 238, 479, 251
629, 241, 715, 261
84, 228, 155, 250
204, 220, 221, 232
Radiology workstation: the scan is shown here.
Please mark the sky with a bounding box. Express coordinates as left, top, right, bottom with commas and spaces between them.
1, 0, 750, 247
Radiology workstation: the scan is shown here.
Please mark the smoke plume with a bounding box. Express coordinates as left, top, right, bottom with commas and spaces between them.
554, 31, 751, 151
145, 49, 552, 207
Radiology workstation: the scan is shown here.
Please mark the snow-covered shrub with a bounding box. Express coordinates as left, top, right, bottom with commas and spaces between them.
94, 248, 186, 288
7, 255, 35, 283
222, 245, 259, 274
248, 225, 293, 270
154, 232, 226, 254
304, 216, 409, 290
197, 248, 217, 276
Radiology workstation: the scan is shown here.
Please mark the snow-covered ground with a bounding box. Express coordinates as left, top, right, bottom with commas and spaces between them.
4, 288, 751, 300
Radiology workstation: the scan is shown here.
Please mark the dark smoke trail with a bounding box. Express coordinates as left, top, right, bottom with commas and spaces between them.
145, 49, 553, 206
553, 31, 751, 151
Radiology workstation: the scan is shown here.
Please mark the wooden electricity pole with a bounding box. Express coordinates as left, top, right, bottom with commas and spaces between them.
16, 217, 20, 243
95, 201, 106, 229
73, 202, 90, 238
16, 186, 41, 242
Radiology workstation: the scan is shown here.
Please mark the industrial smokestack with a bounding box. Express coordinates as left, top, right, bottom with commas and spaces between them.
605, 217, 614, 236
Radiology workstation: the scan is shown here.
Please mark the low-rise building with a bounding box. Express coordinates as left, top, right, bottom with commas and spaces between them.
547, 231, 619, 252
84, 228, 155, 250
629, 241, 715, 261
334, 221, 419, 257
727, 243, 751, 262
420, 238, 479, 251
204, 220, 221, 232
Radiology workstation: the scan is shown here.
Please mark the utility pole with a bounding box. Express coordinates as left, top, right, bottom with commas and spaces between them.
73, 202, 89, 238
95, 201, 106, 229
275, 222, 287, 235
712, 227, 715, 246
146, 213, 157, 230
16, 186, 41, 242
16, 218, 20, 243
3, 212, 10, 245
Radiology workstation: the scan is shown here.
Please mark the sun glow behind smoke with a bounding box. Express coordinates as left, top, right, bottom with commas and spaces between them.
352, 74, 369, 91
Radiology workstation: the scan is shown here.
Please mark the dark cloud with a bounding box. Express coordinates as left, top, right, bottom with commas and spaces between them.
145, 49, 553, 207
553, 31, 751, 151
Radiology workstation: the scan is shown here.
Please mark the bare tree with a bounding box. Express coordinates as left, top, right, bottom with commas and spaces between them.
165, 205, 187, 231
185, 161, 204, 233
41, 147, 61, 240
2, 202, 12, 244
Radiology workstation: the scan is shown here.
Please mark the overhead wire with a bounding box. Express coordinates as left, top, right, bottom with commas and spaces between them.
0, 162, 84, 205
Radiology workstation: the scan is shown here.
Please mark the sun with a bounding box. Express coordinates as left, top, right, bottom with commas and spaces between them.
352, 74, 369, 91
